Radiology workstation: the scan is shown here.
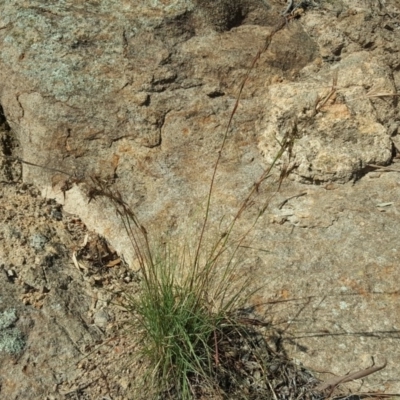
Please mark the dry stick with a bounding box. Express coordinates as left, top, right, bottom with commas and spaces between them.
1, 154, 76, 177
192, 16, 288, 282
281, 0, 294, 16
315, 358, 387, 393
314, 70, 338, 114
367, 164, 400, 173
278, 191, 307, 209
346, 392, 400, 399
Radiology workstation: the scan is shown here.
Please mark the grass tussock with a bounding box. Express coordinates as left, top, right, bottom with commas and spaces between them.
89, 173, 263, 398
87, 123, 293, 398
85, 15, 300, 400
122, 245, 249, 399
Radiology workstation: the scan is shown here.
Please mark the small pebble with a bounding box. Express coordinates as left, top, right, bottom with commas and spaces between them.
30, 234, 48, 250
94, 309, 109, 328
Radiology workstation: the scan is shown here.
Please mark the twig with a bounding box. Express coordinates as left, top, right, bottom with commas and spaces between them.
314, 71, 338, 114
346, 85, 399, 102
367, 164, 400, 173
281, 0, 294, 16
267, 379, 279, 400
345, 392, 400, 398
0, 154, 75, 177
278, 191, 307, 209
315, 358, 387, 393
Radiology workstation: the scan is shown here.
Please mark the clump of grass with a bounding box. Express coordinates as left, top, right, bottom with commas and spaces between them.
85, 16, 295, 400
88, 119, 293, 398
122, 245, 246, 399
89, 176, 258, 398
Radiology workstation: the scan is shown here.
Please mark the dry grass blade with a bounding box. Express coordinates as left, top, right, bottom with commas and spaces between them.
192, 16, 288, 272
365, 85, 399, 98
346, 85, 399, 102
314, 71, 338, 114
367, 164, 400, 173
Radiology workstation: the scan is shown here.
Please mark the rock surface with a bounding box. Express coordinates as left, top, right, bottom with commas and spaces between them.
1, 0, 400, 398
0, 164, 141, 398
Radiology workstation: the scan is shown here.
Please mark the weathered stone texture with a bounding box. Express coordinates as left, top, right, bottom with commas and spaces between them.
1, 0, 400, 397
